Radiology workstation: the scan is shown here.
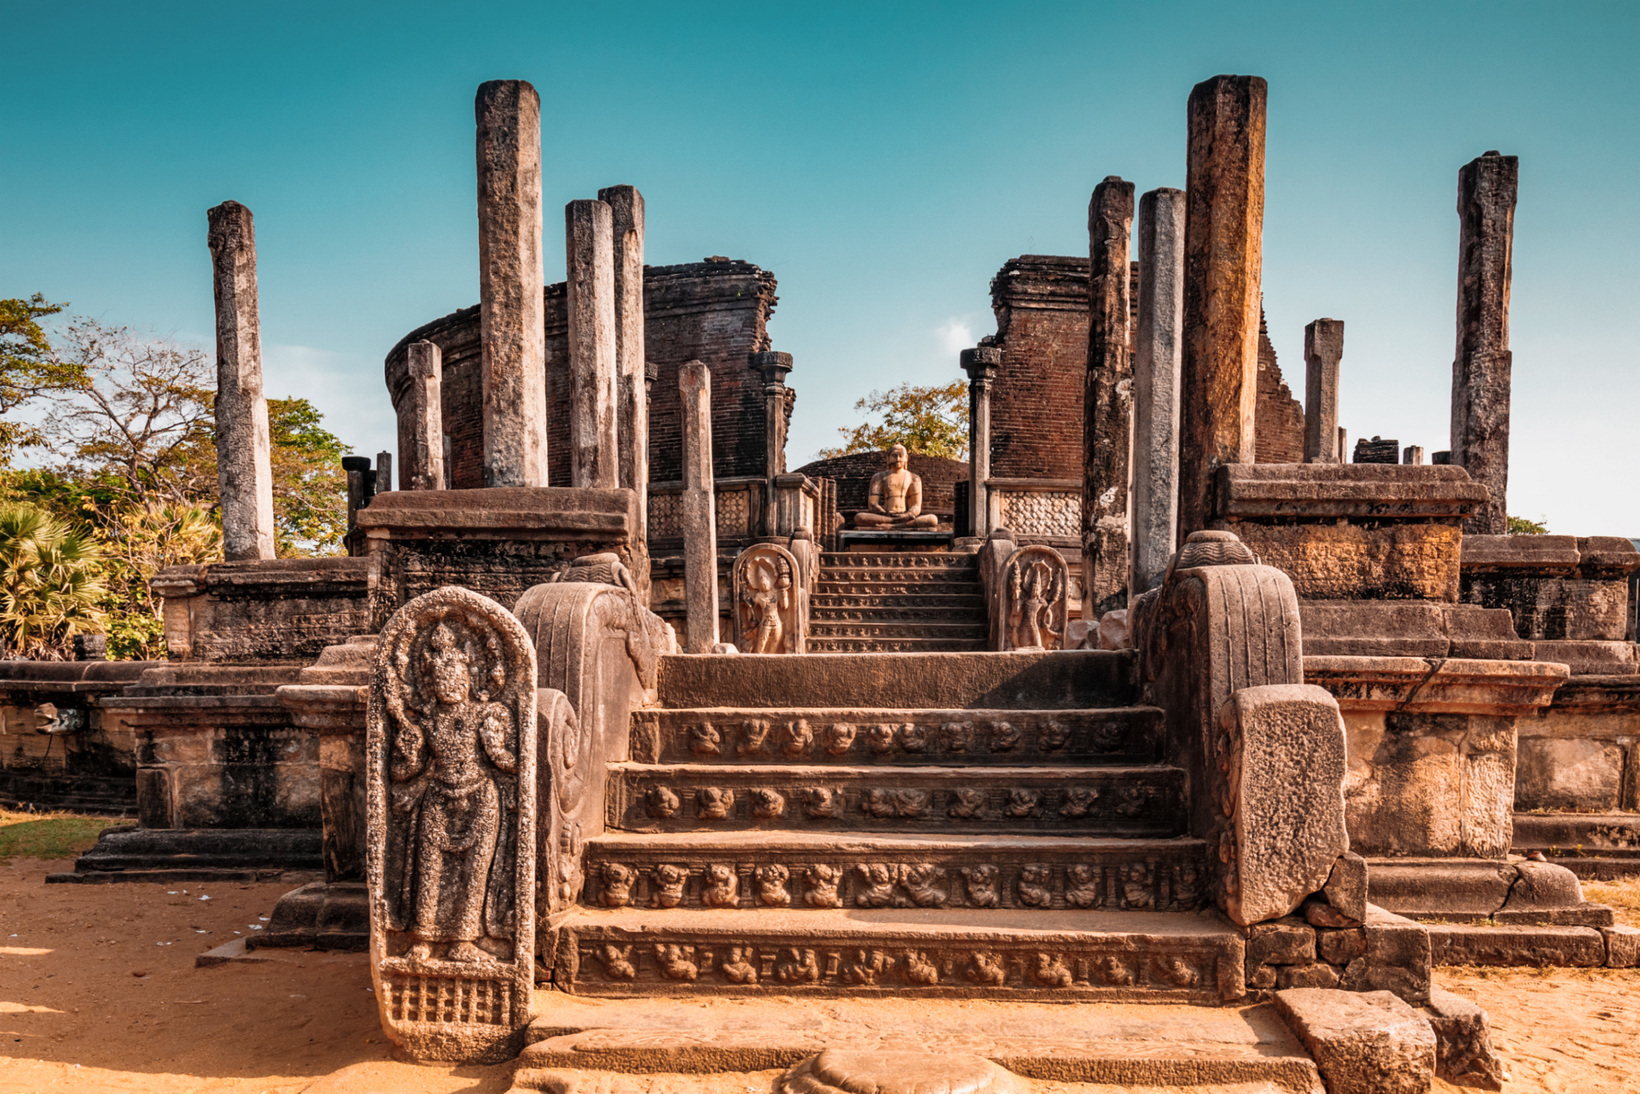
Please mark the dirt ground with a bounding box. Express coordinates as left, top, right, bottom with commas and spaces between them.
3, 855, 1639, 1093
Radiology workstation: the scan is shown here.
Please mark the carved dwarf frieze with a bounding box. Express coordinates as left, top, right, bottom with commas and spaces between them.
997, 545, 1071, 651
366, 586, 539, 1063
733, 543, 806, 653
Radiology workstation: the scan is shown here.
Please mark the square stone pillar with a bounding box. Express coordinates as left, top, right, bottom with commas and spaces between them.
679, 362, 719, 653
1132, 187, 1186, 595
1450, 151, 1518, 536
599, 185, 647, 540
375, 451, 392, 492
566, 198, 619, 489
1084, 176, 1136, 617
206, 201, 277, 562
961, 346, 1001, 538
1303, 318, 1344, 462
1178, 74, 1267, 538
404, 340, 445, 490
476, 80, 548, 488
751, 351, 794, 534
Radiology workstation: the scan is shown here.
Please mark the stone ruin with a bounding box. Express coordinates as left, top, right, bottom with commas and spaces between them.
5, 71, 1640, 1093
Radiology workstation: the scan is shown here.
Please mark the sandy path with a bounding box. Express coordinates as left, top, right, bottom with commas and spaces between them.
4, 854, 1639, 1093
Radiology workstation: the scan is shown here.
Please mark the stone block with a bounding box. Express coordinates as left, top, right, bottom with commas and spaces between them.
1602, 924, 1640, 968
1363, 905, 1431, 1004
1366, 859, 1513, 918
1273, 987, 1436, 1094
1234, 521, 1463, 602
1423, 987, 1505, 1090
1304, 898, 1360, 929
1216, 684, 1348, 925
1323, 851, 1368, 921
1514, 736, 1625, 812
1502, 859, 1585, 911
1426, 924, 1605, 967
1248, 919, 1316, 966
1277, 962, 1339, 989
1532, 639, 1639, 676
1318, 928, 1366, 965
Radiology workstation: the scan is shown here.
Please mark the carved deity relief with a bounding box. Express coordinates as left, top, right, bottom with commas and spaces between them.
732, 543, 806, 654
997, 545, 1070, 651
366, 586, 538, 1063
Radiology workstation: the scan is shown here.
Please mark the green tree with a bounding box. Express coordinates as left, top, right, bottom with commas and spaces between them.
0, 294, 79, 462
268, 397, 348, 556
95, 503, 222, 660
819, 380, 969, 460
1507, 515, 1550, 535
0, 506, 107, 660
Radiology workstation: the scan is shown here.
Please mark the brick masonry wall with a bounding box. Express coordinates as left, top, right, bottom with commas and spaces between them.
1254, 309, 1306, 464
386, 259, 781, 489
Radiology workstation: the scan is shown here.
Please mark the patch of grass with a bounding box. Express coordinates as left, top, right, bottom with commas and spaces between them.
0, 807, 116, 860
1585, 875, 1640, 927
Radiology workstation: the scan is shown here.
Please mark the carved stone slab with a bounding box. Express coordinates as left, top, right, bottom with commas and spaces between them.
996, 545, 1070, 651
733, 543, 806, 654
629, 707, 1163, 766
366, 586, 537, 1063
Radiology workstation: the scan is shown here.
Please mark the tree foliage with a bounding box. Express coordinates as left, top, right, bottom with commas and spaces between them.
0, 505, 107, 660
0, 295, 79, 460
1507, 515, 1550, 535
818, 380, 969, 461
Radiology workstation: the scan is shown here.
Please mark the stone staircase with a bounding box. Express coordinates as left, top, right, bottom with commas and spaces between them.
549, 650, 1244, 1003
807, 551, 988, 653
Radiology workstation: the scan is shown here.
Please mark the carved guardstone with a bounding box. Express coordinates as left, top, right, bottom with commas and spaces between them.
733, 543, 806, 654
996, 545, 1070, 651
367, 586, 539, 1062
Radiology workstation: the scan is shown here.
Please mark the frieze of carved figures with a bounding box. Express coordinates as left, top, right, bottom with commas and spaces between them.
565, 939, 1227, 998
366, 586, 539, 1064
732, 542, 806, 654
997, 545, 1070, 651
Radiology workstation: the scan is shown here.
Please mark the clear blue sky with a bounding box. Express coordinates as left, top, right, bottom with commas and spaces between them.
3, 1, 1636, 533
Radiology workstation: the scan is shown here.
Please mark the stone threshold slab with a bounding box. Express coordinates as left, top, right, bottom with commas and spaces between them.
515, 995, 1320, 1091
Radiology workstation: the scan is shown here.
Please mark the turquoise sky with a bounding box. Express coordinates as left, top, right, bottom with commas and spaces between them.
3, 1, 1636, 533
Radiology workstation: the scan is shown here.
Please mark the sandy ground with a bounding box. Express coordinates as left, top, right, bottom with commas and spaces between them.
3, 855, 1639, 1093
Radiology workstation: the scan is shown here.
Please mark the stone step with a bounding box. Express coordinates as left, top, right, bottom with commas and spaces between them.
807, 637, 991, 654
549, 906, 1245, 1003
815, 580, 982, 597
629, 707, 1164, 766
810, 592, 986, 611
821, 552, 978, 570
512, 995, 1318, 1090
809, 621, 990, 640
810, 605, 986, 623
606, 762, 1186, 837
580, 832, 1208, 914
656, 650, 1137, 710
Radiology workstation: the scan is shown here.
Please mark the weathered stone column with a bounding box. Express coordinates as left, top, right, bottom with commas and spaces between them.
599, 186, 647, 537
1083, 176, 1136, 618
1178, 74, 1267, 538
751, 351, 794, 535
206, 201, 276, 561
1403, 445, 1424, 465
679, 362, 718, 653
476, 80, 547, 487
1131, 187, 1186, 596
961, 346, 1001, 538
375, 451, 392, 492
1450, 151, 1518, 536
405, 340, 445, 490
1303, 318, 1344, 462
566, 198, 619, 488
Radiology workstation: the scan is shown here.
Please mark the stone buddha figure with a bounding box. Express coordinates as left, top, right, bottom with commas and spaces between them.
852, 444, 939, 529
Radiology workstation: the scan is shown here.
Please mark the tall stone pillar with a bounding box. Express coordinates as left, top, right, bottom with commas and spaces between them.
476, 79, 547, 488
599, 186, 647, 537
566, 198, 619, 488
751, 351, 794, 535
1450, 151, 1518, 536
1083, 176, 1135, 618
375, 451, 393, 492
1131, 187, 1186, 596
1303, 318, 1344, 462
206, 200, 276, 561
405, 340, 445, 490
961, 346, 1001, 538
679, 362, 719, 653
1178, 74, 1267, 538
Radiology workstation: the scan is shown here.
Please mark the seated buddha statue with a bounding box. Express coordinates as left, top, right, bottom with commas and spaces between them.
851, 444, 939, 529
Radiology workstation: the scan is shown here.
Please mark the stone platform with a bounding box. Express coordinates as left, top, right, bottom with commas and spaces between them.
510, 994, 1323, 1092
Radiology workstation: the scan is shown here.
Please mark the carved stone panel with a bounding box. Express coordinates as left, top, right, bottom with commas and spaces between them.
996, 545, 1070, 651
367, 586, 538, 1063
733, 543, 806, 654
